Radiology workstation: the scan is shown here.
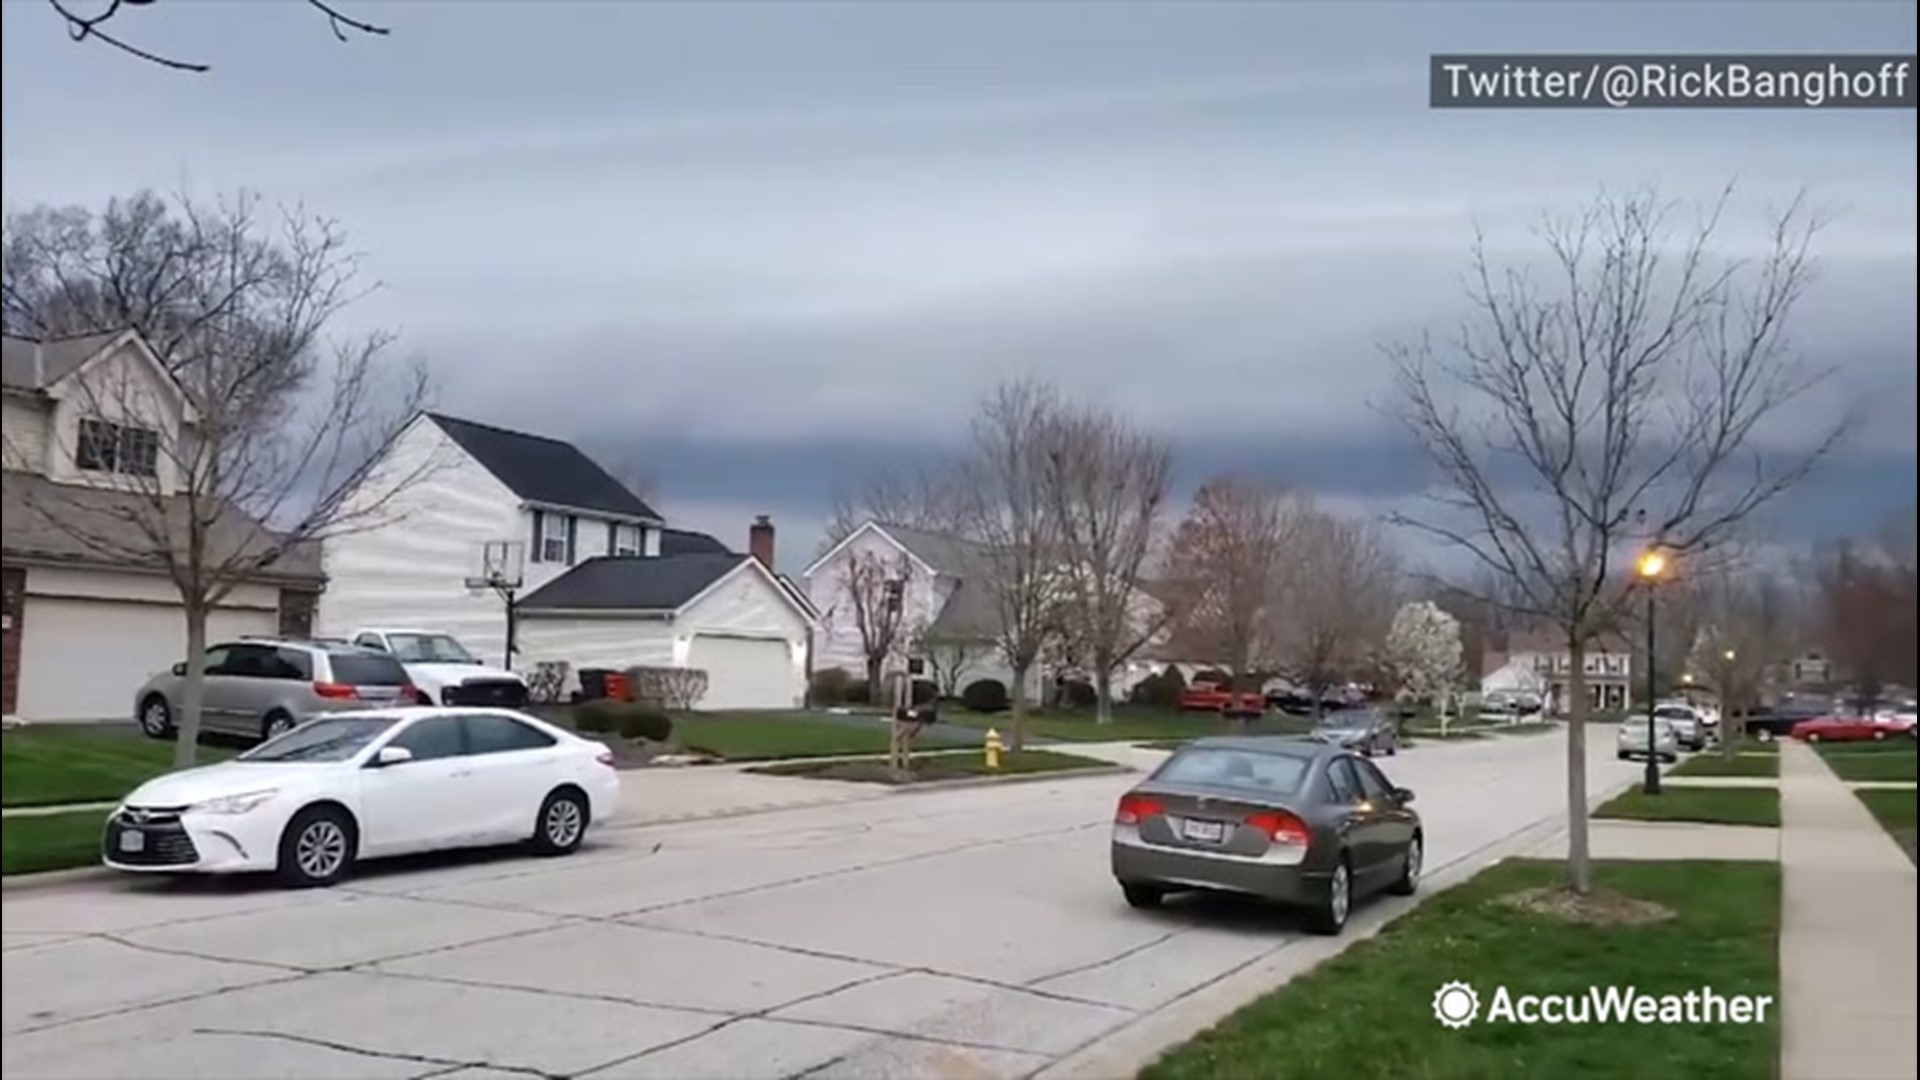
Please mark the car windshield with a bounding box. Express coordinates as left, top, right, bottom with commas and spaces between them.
385, 634, 477, 663
1654, 707, 1694, 721
1154, 747, 1310, 797
239, 716, 398, 763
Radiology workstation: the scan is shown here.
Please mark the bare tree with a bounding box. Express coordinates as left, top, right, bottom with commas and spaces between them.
1164, 475, 1299, 692
45, 0, 388, 73
818, 465, 961, 554
951, 377, 1067, 748
1814, 520, 1918, 709
1689, 559, 1799, 758
915, 633, 981, 698
1277, 506, 1400, 714
1041, 403, 1173, 724
1386, 185, 1839, 896
837, 549, 914, 691
2, 191, 434, 766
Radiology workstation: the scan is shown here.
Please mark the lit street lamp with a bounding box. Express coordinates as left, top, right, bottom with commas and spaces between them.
1636, 549, 1669, 795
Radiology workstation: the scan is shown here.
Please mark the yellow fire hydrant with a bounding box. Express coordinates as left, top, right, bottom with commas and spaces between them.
984, 728, 1005, 770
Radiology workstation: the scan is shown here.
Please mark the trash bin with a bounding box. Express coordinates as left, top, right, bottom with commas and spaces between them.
603, 671, 632, 702
578, 668, 612, 701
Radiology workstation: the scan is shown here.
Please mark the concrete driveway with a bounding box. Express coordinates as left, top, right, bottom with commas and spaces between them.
2, 733, 1639, 1079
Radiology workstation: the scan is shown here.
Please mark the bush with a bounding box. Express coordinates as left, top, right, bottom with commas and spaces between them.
624, 666, 709, 711
573, 698, 619, 733
810, 667, 856, 705
575, 699, 673, 742
1062, 679, 1098, 709
845, 680, 871, 705
961, 678, 1010, 713
1129, 667, 1187, 709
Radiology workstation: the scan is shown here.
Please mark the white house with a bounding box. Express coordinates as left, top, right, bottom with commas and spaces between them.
1, 330, 324, 721
1483, 627, 1637, 714
318, 412, 817, 710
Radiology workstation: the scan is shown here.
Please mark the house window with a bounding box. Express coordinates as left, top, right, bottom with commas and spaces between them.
76, 418, 159, 477
613, 524, 642, 556
540, 513, 569, 564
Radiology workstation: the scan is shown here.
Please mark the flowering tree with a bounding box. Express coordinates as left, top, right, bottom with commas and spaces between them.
1385, 601, 1465, 731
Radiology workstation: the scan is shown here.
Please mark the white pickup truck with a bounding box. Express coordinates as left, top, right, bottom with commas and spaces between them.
345, 628, 531, 708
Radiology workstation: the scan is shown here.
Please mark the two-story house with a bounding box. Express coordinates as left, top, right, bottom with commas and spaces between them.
318, 412, 817, 709
1480, 625, 1636, 715
1, 330, 325, 721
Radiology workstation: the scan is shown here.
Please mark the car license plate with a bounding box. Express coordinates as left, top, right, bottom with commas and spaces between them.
1182, 819, 1227, 843
118, 829, 145, 853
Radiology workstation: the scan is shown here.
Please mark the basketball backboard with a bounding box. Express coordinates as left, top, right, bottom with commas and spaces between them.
465, 539, 526, 592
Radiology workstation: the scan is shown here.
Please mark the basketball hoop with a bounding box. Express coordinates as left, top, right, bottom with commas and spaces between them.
470, 540, 526, 593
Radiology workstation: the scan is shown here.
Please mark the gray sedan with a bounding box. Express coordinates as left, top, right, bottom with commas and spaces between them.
1111, 737, 1422, 935
1310, 708, 1400, 757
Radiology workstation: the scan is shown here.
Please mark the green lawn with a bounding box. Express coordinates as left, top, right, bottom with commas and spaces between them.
1, 810, 110, 876
744, 748, 1110, 785
1594, 786, 1781, 827
1854, 789, 1917, 866
1406, 727, 1492, 742
1141, 859, 1780, 1080
1669, 753, 1781, 779
1, 726, 232, 808
949, 708, 1313, 744
1817, 745, 1917, 784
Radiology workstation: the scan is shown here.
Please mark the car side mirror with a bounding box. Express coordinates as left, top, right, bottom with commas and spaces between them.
171, 662, 187, 676
1393, 787, 1415, 804
373, 745, 414, 767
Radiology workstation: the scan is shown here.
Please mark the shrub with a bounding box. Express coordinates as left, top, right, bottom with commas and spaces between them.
1063, 679, 1098, 709
573, 698, 620, 734
527, 660, 571, 705
624, 666, 709, 711
845, 680, 871, 705
810, 667, 856, 705
616, 704, 674, 742
1129, 667, 1187, 709
961, 678, 1010, 713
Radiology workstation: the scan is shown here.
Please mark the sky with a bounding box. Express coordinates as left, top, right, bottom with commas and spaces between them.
3, 0, 1915, 573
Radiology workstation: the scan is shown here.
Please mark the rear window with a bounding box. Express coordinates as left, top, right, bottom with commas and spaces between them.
1154, 747, 1310, 797
326, 652, 410, 685
1654, 706, 1694, 720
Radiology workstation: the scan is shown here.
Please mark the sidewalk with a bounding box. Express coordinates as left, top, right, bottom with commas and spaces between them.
1779, 741, 1918, 1080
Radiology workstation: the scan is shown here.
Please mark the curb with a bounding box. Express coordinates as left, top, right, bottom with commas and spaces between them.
884, 764, 1135, 794
1031, 769, 1642, 1080
0, 864, 115, 893
600, 792, 890, 831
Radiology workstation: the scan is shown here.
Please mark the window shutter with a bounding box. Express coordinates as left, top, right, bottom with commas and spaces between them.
607, 523, 617, 557
566, 515, 578, 564
530, 510, 545, 563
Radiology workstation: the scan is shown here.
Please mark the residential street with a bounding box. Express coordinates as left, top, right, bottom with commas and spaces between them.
2, 734, 1640, 1080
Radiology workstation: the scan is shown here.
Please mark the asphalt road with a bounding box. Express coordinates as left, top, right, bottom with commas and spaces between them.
2, 734, 1640, 1079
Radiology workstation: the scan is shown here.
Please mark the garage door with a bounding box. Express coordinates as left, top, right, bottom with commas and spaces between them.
685, 635, 797, 711
17, 598, 275, 721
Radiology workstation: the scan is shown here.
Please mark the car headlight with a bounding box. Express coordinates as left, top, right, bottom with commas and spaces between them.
189, 789, 280, 815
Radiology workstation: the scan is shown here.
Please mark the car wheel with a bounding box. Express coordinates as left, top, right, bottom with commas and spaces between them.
1121, 882, 1165, 910
260, 711, 297, 742
1617, 751, 1630, 760
530, 787, 590, 856
1806, 732, 1821, 743
1388, 834, 1422, 896
1873, 730, 1887, 741
276, 805, 357, 888
1309, 858, 1352, 936
138, 696, 175, 739
1755, 729, 1774, 743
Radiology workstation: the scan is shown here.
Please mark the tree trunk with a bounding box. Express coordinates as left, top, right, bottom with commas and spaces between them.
1720, 658, 1738, 760
1564, 638, 1593, 895
864, 655, 883, 701
174, 601, 208, 769
1093, 649, 1115, 725
1009, 658, 1031, 751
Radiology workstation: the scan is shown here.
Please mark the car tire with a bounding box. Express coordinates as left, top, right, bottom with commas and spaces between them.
1873, 730, 1887, 741
1806, 732, 1822, 744
260, 711, 297, 742
1121, 882, 1165, 910
1309, 857, 1353, 936
1388, 833, 1422, 896
1617, 751, 1630, 760
138, 695, 175, 739
275, 804, 357, 888
1755, 729, 1775, 743
529, 787, 590, 856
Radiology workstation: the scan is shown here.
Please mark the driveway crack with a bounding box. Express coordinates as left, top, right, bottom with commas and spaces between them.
193, 1027, 562, 1079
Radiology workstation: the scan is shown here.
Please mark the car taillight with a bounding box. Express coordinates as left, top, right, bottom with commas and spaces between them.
312, 681, 358, 699
1115, 793, 1164, 825
595, 750, 616, 768
1245, 810, 1312, 847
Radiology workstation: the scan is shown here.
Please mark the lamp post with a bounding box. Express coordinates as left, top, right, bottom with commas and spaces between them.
1636, 549, 1669, 794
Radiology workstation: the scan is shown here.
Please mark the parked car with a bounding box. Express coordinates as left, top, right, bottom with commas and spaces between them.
1652, 703, 1710, 751
104, 707, 620, 887
1617, 717, 1679, 763
1309, 708, 1400, 757
1180, 683, 1266, 714
347, 628, 530, 707
1789, 714, 1907, 744
1111, 737, 1421, 935
136, 639, 415, 743
1743, 701, 1834, 743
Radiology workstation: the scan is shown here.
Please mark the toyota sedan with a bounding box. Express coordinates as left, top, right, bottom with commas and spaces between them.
103, 707, 621, 887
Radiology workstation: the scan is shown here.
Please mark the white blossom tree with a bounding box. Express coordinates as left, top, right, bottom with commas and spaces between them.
1385, 601, 1466, 731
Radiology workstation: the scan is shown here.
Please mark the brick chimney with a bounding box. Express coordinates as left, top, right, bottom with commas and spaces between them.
749, 515, 775, 568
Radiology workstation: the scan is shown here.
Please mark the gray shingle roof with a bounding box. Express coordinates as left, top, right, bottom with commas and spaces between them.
427, 413, 662, 522
516, 554, 746, 612
1, 331, 129, 390
875, 522, 986, 575
659, 528, 733, 556
924, 578, 1000, 641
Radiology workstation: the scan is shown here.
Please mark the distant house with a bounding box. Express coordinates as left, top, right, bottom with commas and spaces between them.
319, 413, 816, 709
1490, 626, 1637, 714
1, 330, 324, 721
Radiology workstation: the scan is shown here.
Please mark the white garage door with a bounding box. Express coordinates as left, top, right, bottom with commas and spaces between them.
17, 598, 275, 721
685, 634, 797, 710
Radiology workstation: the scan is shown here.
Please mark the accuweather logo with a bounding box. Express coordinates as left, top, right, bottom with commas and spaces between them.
1432, 981, 1775, 1028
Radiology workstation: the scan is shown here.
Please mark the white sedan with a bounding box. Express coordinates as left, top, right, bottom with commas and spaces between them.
104, 707, 621, 888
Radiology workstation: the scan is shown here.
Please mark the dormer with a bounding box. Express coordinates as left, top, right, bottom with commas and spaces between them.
0, 329, 196, 497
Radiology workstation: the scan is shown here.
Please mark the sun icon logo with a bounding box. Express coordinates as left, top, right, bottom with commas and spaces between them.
1432, 981, 1481, 1029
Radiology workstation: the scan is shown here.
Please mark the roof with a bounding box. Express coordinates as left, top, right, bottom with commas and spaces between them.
1, 471, 324, 585
873, 522, 984, 575
1, 330, 137, 391
659, 527, 733, 556
924, 577, 1000, 641
425, 413, 662, 522
516, 554, 748, 612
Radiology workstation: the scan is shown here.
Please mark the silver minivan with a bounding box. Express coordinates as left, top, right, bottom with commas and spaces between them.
134, 638, 413, 743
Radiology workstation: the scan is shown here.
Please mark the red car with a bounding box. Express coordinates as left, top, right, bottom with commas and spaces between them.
1178, 683, 1266, 713
1789, 715, 1908, 744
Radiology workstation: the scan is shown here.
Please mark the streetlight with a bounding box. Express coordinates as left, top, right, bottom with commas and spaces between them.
1636, 548, 1669, 795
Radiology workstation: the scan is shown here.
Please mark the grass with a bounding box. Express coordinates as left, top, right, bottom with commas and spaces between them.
949, 708, 1313, 744
530, 706, 978, 762
744, 748, 1110, 785
1, 810, 110, 876
1854, 789, 1917, 866
1594, 786, 1781, 827
1406, 727, 1493, 742
1, 725, 233, 808
1817, 744, 1917, 784
1140, 858, 1780, 1080
1669, 753, 1781, 779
